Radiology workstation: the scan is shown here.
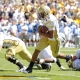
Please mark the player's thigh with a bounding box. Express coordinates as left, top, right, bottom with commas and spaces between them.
73, 59, 80, 70
36, 36, 49, 51
49, 39, 60, 57
5, 41, 25, 57
18, 48, 32, 62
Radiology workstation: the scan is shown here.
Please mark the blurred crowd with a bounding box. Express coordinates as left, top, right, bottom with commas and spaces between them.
0, 0, 80, 48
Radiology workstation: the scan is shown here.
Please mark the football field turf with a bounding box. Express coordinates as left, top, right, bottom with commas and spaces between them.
0, 47, 80, 80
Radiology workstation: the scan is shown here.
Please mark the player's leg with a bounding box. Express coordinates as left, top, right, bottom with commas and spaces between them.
73, 59, 80, 70
47, 39, 62, 68
37, 57, 66, 71
35, 58, 52, 71
35, 46, 53, 71
18, 48, 32, 62
48, 38, 72, 69
5, 41, 27, 72
57, 53, 73, 62
24, 37, 49, 73
5, 48, 26, 72
41, 63, 52, 71
50, 38, 72, 62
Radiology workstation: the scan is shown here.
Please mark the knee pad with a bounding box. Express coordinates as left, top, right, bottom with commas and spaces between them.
5, 49, 15, 60
8, 56, 17, 64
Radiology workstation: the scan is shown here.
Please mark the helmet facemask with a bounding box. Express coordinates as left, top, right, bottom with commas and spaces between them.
38, 12, 46, 19
38, 5, 50, 19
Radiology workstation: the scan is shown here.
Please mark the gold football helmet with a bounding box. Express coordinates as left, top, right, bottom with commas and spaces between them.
38, 5, 50, 19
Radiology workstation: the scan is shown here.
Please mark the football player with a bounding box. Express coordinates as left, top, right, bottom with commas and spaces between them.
24, 4, 72, 73
0, 32, 32, 72
67, 49, 80, 70
36, 45, 66, 71
0, 31, 55, 72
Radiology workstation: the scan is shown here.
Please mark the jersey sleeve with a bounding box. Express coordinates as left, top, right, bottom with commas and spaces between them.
47, 21, 55, 31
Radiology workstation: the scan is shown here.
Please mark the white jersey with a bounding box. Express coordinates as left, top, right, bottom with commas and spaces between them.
38, 45, 54, 59
42, 14, 59, 40
73, 49, 80, 70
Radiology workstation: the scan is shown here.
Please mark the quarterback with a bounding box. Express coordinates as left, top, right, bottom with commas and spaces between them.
0, 32, 32, 72
24, 4, 72, 73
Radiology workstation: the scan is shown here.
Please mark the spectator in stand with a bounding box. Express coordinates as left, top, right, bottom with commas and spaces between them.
8, 20, 18, 37
29, 8, 39, 47
8, 7, 14, 21
68, 22, 76, 47
63, 22, 71, 48
18, 21, 28, 45
73, 23, 80, 48
1, 21, 9, 35
26, 19, 36, 46
0, 0, 79, 48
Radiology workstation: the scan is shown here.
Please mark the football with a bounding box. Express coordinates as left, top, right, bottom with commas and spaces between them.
41, 26, 48, 33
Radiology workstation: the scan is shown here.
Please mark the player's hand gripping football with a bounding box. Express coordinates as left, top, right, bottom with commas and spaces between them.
38, 25, 48, 36
38, 25, 42, 33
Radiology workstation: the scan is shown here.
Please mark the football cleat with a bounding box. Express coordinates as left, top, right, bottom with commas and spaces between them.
23, 67, 32, 73
35, 64, 42, 69
60, 66, 66, 70
67, 59, 73, 68
16, 66, 27, 72
66, 54, 73, 62
46, 64, 51, 72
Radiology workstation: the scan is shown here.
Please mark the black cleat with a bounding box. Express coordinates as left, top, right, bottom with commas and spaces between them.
46, 64, 51, 72
23, 67, 32, 73
66, 54, 73, 62
36, 64, 42, 69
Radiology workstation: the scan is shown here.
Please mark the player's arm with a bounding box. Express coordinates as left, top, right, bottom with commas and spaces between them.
38, 21, 55, 38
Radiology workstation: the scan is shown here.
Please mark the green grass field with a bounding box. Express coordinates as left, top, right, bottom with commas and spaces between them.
0, 47, 80, 80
